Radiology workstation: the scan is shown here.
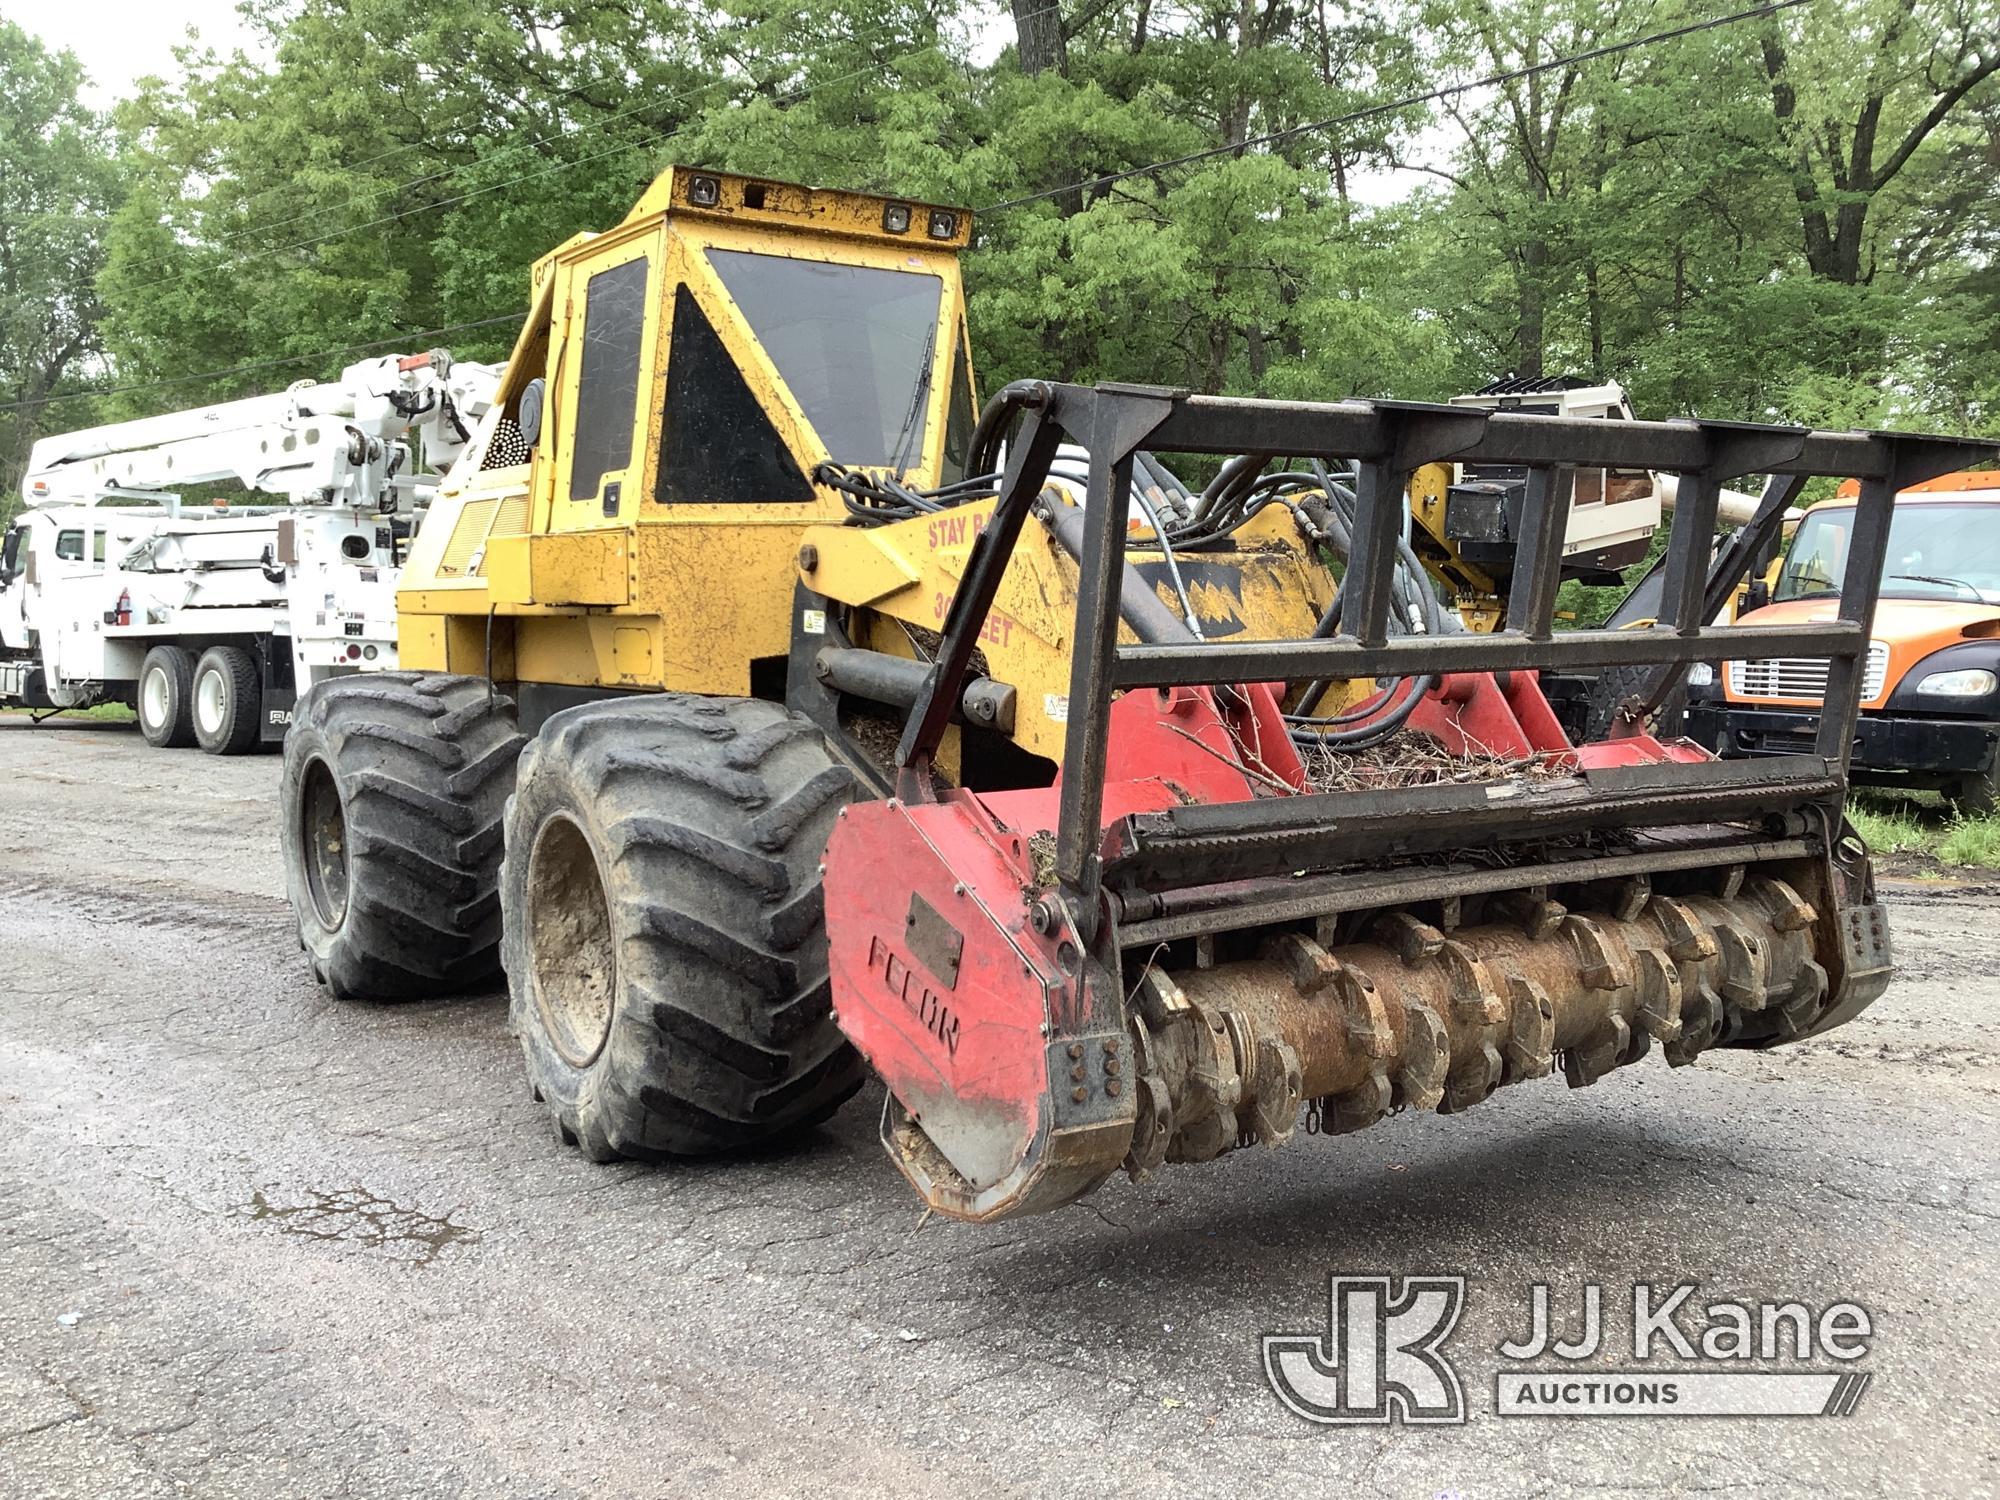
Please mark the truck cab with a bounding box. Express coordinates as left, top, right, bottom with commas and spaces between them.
1687, 472, 2000, 809
0, 505, 125, 710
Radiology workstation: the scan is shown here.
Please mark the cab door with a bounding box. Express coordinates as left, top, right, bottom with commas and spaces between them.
545, 232, 663, 533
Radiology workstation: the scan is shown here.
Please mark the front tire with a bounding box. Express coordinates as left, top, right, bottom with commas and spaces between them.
192, 645, 262, 755
503, 694, 865, 1161
280, 673, 524, 999
1950, 762, 2000, 817
138, 644, 195, 748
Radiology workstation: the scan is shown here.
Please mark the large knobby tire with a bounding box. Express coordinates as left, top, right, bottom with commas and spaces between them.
192, 645, 263, 755
1581, 662, 1688, 742
138, 644, 195, 749
503, 694, 866, 1161
281, 672, 524, 1000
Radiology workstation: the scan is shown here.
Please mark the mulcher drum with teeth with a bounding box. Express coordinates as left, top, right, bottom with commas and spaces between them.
822, 383, 1981, 1221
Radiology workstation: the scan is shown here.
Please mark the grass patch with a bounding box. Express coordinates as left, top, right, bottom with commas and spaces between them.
0, 702, 135, 722
1937, 817, 2000, 868
1849, 788, 2000, 871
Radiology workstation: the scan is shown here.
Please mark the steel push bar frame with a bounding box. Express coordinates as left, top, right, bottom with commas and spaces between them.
897, 381, 1995, 927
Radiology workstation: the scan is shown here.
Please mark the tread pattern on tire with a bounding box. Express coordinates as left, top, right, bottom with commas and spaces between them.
1583, 662, 1687, 743
281, 672, 524, 999
139, 644, 195, 749
194, 645, 263, 755
503, 694, 865, 1161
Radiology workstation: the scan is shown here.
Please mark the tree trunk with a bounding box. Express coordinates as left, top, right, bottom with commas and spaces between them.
1586, 258, 1603, 378
1515, 240, 1547, 380
1012, 0, 1069, 78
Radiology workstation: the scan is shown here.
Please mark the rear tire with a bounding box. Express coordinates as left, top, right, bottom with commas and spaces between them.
137, 645, 195, 749
503, 694, 865, 1161
280, 672, 524, 999
192, 645, 263, 755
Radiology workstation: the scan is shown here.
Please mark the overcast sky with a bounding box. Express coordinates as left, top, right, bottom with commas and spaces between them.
17, 0, 259, 107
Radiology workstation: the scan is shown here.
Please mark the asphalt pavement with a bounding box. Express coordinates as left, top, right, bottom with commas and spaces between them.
0, 715, 1994, 1498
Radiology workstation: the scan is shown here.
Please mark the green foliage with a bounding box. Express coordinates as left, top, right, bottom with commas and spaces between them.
0, 16, 120, 518
1849, 791, 2000, 870
1, 0, 1994, 478
0, 701, 134, 721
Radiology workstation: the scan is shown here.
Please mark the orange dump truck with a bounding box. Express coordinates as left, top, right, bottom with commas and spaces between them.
1687, 472, 2000, 810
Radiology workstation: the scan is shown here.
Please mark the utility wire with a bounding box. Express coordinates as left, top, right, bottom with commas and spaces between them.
0, 8, 1053, 410
0, 315, 521, 415
113, 2, 1068, 255
7, 0, 1801, 419
28, 2, 1070, 304
93, 80, 838, 307
978, 0, 1811, 212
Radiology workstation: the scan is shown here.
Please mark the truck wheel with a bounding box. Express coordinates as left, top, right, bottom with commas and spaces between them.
503, 694, 865, 1161
192, 645, 263, 755
1581, 663, 1687, 742
1950, 765, 2000, 817
137, 645, 196, 749
281, 673, 524, 1000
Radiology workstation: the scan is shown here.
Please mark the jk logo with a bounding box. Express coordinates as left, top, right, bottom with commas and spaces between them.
1263, 1275, 1467, 1425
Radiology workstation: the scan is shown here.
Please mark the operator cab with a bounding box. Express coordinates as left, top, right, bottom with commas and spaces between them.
452, 166, 975, 526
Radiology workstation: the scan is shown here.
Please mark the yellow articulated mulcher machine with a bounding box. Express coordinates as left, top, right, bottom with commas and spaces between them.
280, 168, 1995, 1221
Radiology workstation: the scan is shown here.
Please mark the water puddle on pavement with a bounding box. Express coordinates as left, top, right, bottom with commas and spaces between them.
239, 1186, 479, 1267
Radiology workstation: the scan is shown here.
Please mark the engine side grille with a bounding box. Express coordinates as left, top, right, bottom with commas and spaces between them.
436, 497, 501, 578
1726, 640, 1888, 702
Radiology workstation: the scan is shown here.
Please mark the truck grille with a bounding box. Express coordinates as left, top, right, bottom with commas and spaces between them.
1726, 640, 1888, 702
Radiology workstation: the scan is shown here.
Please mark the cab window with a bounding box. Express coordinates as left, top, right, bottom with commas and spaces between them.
55, 529, 104, 563
708, 250, 943, 470
569, 257, 650, 501
1775, 512, 1847, 600
940, 334, 978, 484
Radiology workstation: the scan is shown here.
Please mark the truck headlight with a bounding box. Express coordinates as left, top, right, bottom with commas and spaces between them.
1686, 662, 1715, 687
1915, 668, 1997, 697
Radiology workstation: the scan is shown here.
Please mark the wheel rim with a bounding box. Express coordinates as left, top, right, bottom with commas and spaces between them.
299, 757, 349, 930
140, 665, 168, 731
527, 814, 616, 1067
195, 666, 225, 737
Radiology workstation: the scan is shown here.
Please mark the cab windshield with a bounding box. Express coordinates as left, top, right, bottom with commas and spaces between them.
708, 249, 944, 471
1775, 502, 2000, 604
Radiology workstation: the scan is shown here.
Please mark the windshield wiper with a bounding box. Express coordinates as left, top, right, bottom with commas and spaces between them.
886, 319, 940, 476
1888, 573, 1984, 598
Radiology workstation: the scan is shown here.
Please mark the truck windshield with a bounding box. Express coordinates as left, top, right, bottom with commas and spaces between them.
708, 249, 944, 470
1776, 502, 2000, 603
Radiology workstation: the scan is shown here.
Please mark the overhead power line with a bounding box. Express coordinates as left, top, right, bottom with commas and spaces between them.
5, 0, 1803, 421
29, 2, 1071, 306
979, 0, 1811, 212
0, 315, 522, 416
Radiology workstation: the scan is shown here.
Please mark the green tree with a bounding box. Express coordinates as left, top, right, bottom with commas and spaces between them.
98, 0, 720, 408
0, 17, 118, 514
37, 0, 2000, 444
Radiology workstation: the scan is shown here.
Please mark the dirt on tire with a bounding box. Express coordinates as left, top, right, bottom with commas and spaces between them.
502, 693, 865, 1161
280, 672, 524, 999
